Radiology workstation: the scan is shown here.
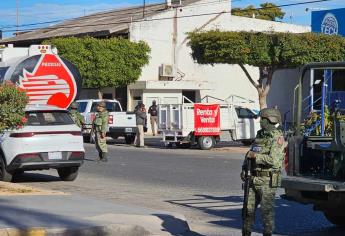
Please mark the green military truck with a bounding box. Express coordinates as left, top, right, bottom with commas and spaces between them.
282, 62, 345, 226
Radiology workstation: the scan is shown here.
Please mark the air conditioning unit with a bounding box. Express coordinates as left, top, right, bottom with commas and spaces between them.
159, 64, 175, 78
166, 0, 182, 8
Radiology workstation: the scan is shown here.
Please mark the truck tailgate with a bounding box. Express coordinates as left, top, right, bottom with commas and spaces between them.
112, 112, 136, 127
282, 176, 345, 192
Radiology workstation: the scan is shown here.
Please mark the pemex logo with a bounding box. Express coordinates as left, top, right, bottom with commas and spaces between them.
18, 54, 77, 109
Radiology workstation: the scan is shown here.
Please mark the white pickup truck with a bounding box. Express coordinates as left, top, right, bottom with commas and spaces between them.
76, 99, 137, 144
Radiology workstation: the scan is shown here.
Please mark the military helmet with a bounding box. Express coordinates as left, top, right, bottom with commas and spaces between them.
260, 108, 281, 124
97, 101, 106, 108
70, 102, 78, 109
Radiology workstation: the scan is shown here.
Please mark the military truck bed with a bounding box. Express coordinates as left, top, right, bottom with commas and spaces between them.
282, 176, 345, 192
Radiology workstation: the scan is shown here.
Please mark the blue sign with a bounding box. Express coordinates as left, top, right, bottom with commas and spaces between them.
312, 8, 345, 36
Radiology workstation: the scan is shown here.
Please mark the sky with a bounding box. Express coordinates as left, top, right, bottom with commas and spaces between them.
0, 0, 344, 38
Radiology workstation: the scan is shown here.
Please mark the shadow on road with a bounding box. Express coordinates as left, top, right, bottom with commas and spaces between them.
12, 172, 61, 183
153, 214, 205, 236
166, 193, 345, 235
104, 136, 246, 151
0, 198, 100, 231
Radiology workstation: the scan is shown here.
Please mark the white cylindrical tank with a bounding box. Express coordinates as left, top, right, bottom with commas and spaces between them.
0, 45, 82, 109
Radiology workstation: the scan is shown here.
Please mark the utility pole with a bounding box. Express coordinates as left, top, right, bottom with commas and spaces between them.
16, 0, 19, 33
143, 0, 146, 17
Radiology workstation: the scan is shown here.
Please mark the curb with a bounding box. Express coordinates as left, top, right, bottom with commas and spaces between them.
0, 224, 152, 236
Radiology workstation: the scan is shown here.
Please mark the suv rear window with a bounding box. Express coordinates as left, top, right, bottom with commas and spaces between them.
77, 102, 88, 113
91, 102, 121, 112
25, 111, 74, 126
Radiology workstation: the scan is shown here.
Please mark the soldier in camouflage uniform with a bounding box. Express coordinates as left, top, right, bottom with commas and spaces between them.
93, 101, 109, 162
69, 102, 85, 129
241, 108, 286, 236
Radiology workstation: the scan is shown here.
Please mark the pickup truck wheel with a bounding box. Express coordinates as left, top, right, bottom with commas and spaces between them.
324, 211, 345, 226
0, 157, 12, 182
83, 136, 91, 143
198, 136, 215, 150
57, 167, 79, 181
125, 136, 135, 144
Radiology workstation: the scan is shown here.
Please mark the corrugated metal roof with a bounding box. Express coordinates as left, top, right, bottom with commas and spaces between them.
1, 0, 201, 44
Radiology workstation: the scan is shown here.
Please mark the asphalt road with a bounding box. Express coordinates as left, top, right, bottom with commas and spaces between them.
14, 140, 345, 236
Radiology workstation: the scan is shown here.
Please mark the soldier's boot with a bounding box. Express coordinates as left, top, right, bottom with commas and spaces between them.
101, 152, 108, 162
242, 230, 251, 236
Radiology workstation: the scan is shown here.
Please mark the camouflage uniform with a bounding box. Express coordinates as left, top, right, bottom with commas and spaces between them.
242, 108, 285, 236
69, 102, 85, 129
93, 102, 109, 161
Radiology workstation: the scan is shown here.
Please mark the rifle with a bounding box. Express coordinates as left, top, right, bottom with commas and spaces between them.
242, 153, 252, 220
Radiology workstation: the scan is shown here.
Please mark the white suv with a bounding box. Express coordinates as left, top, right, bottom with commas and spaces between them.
0, 105, 85, 182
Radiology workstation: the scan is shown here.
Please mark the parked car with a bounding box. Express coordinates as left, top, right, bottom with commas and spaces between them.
76, 99, 137, 144
0, 105, 85, 182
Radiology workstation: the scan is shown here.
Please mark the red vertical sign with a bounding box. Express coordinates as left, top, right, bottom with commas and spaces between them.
194, 104, 220, 136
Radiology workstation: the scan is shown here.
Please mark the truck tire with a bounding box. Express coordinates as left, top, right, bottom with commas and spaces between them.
57, 167, 79, 181
83, 136, 91, 143
198, 136, 215, 150
125, 136, 135, 144
324, 211, 345, 226
0, 156, 12, 182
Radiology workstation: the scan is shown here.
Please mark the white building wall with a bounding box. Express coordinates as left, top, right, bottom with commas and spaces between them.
130, 0, 310, 104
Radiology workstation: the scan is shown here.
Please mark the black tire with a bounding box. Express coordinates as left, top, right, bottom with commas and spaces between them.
0, 156, 12, 182
125, 136, 135, 144
57, 167, 79, 181
324, 211, 345, 226
83, 136, 91, 143
198, 136, 215, 150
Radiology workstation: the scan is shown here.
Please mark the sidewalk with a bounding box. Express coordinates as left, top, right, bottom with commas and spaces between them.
0, 183, 190, 236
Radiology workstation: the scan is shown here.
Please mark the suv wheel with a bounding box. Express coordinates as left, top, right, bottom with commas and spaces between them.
57, 167, 79, 181
0, 157, 13, 182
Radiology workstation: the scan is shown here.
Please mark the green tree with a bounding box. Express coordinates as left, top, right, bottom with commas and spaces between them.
232, 2, 285, 21
44, 37, 151, 98
0, 83, 28, 132
188, 31, 345, 108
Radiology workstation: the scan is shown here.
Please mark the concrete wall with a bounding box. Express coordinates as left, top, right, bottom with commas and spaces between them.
267, 69, 311, 123
130, 0, 311, 110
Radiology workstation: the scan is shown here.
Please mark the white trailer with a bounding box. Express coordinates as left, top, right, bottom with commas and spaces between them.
158, 96, 260, 150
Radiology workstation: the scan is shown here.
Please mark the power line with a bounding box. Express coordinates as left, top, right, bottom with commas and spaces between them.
1, 0, 230, 30
2, 0, 334, 33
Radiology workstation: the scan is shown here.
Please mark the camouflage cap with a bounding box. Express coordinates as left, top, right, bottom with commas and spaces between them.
97, 101, 106, 108
260, 108, 281, 124
70, 102, 78, 109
